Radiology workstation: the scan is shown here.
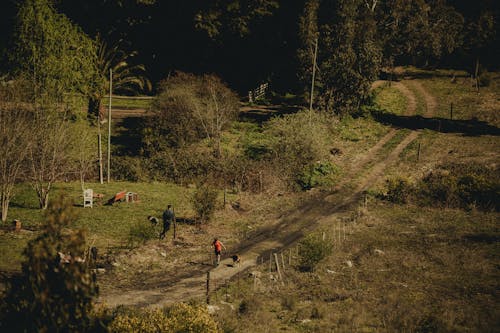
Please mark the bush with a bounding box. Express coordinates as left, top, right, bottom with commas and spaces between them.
383, 163, 499, 211
144, 72, 239, 151
0, 196, 98, 332
386, 177, 415, 204
265, 110, 335, 189
297, 161, 339, 190
128, 221, 157, 246
109, 303, 219, 333
111, 156, 145, 181
298, 233, 333, 272
192, 184, 218, 224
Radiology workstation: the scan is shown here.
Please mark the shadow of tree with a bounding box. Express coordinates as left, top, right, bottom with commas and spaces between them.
371, 111, 500, 136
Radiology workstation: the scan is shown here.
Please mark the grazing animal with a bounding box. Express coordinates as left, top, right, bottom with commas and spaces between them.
232, 254, 241, 267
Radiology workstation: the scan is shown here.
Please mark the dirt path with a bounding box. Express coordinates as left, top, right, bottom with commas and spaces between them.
100, 80, 437, 308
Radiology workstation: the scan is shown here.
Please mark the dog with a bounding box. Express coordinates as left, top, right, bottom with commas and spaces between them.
232, 254, 241, 267
148, 216, 159, 225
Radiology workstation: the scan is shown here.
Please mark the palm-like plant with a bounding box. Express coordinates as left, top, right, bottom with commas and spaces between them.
88, 35, 152, 120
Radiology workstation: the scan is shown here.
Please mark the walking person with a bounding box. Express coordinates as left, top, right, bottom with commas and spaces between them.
160, 205, 175, 239
212, 238, 226, 266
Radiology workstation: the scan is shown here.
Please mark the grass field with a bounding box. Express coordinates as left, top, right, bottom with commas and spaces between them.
1, 68, 498, 331
102, 96, 153, 109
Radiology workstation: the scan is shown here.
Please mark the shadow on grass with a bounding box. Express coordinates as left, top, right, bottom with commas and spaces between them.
239, 105, 302, 123
371, 111, 500, 136
112, 116, 148, 156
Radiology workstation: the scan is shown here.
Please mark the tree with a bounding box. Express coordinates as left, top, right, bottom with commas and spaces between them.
0, 196, 98, 332
0, 81, 32, 223
13, 0, 98, 112
88, 35, 151, 121
28, 114, 72, 209
374, 0, 464, 68
146, 72, 239, 154
299, 0, 381, 115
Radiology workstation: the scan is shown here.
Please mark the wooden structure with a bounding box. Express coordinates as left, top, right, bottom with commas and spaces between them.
125, 192, 139, 203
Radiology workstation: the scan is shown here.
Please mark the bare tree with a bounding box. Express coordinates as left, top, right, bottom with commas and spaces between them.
0, 101, 32, 222
27, 113, 71, 209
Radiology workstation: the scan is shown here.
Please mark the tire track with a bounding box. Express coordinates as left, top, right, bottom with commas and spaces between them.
100, 80, 437, 308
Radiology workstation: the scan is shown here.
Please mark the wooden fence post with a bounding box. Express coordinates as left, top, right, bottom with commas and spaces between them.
281, 252, 285, 271
417, 142, 421, 162
274, 253, 284, 284
206, 272, 210, 304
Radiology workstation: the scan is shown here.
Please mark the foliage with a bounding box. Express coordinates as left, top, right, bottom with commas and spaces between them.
191, 184, 219, 224
128, 220, 157, 247
386, 177, 415, 204
27, 113, 73, 209
0, 81, 32, 222
109, 303, 220, 333
145, 72, 239, 154
297, 161, 338, 190
0, 196, 98, 332
298, 233, 333, 271
374, 0, 464, 66
13, 0, 97, 110
265, 110, 334, 188
88, 35, 151, 120
110, 155, 144, 182
195, 0, 279, 38
384, 163, 499, 211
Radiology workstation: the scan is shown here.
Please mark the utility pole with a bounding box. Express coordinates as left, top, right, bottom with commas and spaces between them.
309, 38, 318, 125
107, 69, 112, 183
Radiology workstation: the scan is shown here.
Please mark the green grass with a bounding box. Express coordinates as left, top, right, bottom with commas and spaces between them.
212, 201, 499, 332
102, 96, 152, 109
0, 181, 237, 271
373, 85, 407, 116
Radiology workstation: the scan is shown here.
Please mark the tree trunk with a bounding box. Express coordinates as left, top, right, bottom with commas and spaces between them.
38, 189, 49, 210
88, 97, 101, 122
474, 57, 480, 92
1, 197, 9, 223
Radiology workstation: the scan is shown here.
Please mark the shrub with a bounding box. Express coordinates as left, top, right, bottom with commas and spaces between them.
111, 155, 145, 181
383, 163, 499, 211
0, 196, 98, 332
128, 221, 157, 246
192, 184, 218, 224
265, 110, 335, 189
144, 72, 239, 152
298, 233, 333, 272
386, 177, 415, 204
109, 303, 219, 333
297, 161, 339, 190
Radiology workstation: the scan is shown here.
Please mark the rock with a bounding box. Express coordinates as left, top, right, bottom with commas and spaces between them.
97, 268, 106, 274
374, 249, 384, 255
112, 262, 120, 267
326, 269, 336, 274
345, 260, 353, 268
301, 319, 311, 324
160, 252, 167, 257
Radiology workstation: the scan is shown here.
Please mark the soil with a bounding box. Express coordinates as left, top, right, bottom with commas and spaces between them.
98, 80, 438, 308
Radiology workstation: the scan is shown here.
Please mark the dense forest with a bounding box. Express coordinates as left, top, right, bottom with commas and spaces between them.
1, 0, 499, 94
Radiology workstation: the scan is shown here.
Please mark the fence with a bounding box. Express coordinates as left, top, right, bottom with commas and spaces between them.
248, 83, 269, 103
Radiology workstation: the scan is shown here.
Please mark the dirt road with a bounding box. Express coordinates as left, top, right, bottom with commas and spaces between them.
100, 80, 437, 308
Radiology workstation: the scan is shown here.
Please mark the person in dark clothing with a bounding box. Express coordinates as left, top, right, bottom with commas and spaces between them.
160, 204, 174, 239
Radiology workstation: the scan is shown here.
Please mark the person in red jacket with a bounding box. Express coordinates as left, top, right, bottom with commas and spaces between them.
212, 238, 226, 266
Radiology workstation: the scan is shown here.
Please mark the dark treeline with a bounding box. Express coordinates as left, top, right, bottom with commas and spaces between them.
0, 0, 499, 94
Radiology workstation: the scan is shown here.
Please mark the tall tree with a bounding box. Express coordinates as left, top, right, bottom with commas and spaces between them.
299, 0, 381, 115
13, 0, 98, 112
12, 0, 98, 208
